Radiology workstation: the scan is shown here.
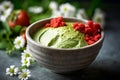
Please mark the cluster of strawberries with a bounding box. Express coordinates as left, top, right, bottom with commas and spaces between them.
45, 17, 66, 28
45, 17, 102, 45
73, 21, 102, 45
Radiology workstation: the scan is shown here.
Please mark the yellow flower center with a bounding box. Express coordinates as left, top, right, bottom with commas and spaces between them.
64, 7, 67, 11
9, 68, 14, 73
96, 17, 101, 23
22, 72, 27, 78
24, 60, 28, 64
17, 41, 21, 45
25, 53, 30, 58
4, 5, 10, 10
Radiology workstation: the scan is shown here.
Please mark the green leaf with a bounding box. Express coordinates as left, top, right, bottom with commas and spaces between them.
30, 10, 51, 23
6, 47, 16, 55
12, 25, 22, 33
19, 66, 27, 70
2, 21, 12, 35
0, 40, 10, 49
0, 21, 4, 29
86, 0, 101, 19
0, 29, 6, 39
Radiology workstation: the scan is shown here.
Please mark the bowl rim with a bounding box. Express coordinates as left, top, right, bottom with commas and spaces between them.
26, 17, 104, 51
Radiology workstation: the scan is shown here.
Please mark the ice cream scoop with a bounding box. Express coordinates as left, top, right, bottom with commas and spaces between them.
33, 22, 87, 49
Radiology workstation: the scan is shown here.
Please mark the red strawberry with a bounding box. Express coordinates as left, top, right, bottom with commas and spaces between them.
93, 23, 102, 31
73, 22, 79, 28
87, 20, 94, 29
57, 17, 63, 22
89, 36, 94, 41
85, 27, 93, 35
53, 22, 59, 28
46, 17, 66, 28
45, 23, 50, 28
79, 22, 85, 33
85, 36, 89, 41
74, 26, 80, 31
94, 34, 101, 41
61, 22, 66, 26
88, 40, 95, 45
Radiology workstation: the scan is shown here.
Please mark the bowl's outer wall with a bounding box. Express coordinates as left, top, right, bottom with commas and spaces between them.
26, 18, 104, 73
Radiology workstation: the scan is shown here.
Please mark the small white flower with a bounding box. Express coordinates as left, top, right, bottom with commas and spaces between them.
92, 8, 105, 27
21, 49, 31, 60
21, 58, 31, 67
51, 10, 63, 18
14, 36, 25, 49
49, 1, 58, 11
0, 1, 13, 22
1, 1, 13, 11
28, 6, 43, 14
59, 3, 76, 17
18, 69, 31, 80
76, 8, 88, 19
6, 65, 19, 76
21, 48, 35, 62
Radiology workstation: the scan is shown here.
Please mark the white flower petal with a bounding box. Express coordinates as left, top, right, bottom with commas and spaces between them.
14, 36, 25, 49
10, 73, 14, 76
0, 11, 8, 22
6, 65, 19, 76
1, 1, 13, 10
18, 69, 31, 80
6, 71, 11, 75
15, 45, 20, 49
21, 58, 31, 67
92, 8, 105, 27
18, 74, 22, 79
21, 49, 32, 60
27, 74, 31, 77
14, 67, 19, 75
6, 68, 10, 72
28, 6, 43, 14
76, 8, 88, 19
63, 11, 74, 17
6, 72, 10, 75
10, 65, 15, 68
59, 3, 75, 17
0, 5, 4, 10
49, 1, 58, 11
0, 1, 13, 22
51, 10, 63, 18
59, 3, 75, 12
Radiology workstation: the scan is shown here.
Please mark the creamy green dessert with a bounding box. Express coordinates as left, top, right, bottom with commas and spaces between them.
33, 23, 87, 49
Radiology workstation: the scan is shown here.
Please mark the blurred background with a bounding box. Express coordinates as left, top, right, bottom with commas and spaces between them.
1, 0, 119, 24
0, 0, 120, 80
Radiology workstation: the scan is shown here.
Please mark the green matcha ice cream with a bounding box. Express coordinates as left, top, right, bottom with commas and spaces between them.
33, 23, 87, 49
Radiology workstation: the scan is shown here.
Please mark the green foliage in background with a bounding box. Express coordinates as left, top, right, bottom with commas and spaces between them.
0, 0, 101, 50
0, 0, 101, 21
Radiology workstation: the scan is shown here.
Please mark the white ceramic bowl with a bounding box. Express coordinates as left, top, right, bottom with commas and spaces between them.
26, 17, 104, 73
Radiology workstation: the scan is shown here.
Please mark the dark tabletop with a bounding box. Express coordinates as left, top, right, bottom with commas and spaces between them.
0, 10, 120, 80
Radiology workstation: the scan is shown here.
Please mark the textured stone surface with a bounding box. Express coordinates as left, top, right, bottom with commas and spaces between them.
0, 10, 120, 80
